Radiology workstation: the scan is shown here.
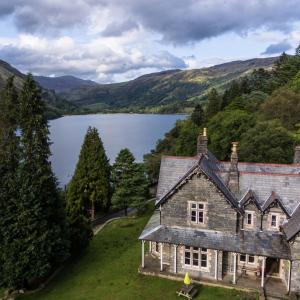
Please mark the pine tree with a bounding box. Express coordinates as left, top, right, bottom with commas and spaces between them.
205, 88, 221, 120
66, 126, 110, 253
2, 74, 69, 289
0, 77, 19, 288
112, 149, 148, 216
296, 44, 300, 56
191, 104, 204, 126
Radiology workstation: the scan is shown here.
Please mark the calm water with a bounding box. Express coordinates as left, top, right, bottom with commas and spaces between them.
49, 114, 186, 186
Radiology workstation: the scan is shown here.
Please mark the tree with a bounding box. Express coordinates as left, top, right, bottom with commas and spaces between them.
67, 126, 110, 253
221, 81, 241, 109
261, 88, 300, 130
0, 77, 19, 288
296, 44, 300, 56
2, 74, 69, 289
208, 109, 254, 160
191, 104, 204, 126
112, 149, 148, 215
205, 88, 221, 120
239, 121, 294, 163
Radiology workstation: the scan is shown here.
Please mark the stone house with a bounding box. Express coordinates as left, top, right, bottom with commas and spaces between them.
139, 129, 300, 295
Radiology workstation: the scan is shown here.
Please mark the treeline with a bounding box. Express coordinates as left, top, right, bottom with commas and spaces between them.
144, 45, 300, 184
0, 75, 148, 293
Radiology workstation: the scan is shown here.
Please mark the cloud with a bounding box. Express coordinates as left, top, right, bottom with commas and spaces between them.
101, 20, 139, 37
1, 1, 300, 43
0, 35, 186, 82
262, 41, 293, 55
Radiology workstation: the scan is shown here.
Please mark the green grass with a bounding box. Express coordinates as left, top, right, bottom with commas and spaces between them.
18, 209, 256, 300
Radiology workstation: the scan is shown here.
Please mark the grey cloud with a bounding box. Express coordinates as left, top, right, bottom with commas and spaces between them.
113, 0, 300, 43
262, 41, 292, 55
101, 20, 139, 37
1, 1, 300, 42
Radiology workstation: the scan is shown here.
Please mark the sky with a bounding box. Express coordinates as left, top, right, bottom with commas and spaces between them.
0, 0, 300, 83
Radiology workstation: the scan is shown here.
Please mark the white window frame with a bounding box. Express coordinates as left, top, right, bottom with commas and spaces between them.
245, 210, 254, 227
239, 254, 256, 265
184, 246, 208, 270
189, 201, 206, 225
270, 213, 279, 229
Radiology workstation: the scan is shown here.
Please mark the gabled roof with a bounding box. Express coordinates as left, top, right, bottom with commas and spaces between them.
155, 154, 242, 214
239, 189, 261, 211
283, 204, 300, 241
156, 155, 198, 202
261, 191, 291, 217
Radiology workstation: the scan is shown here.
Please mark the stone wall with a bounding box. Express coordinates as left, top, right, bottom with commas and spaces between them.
290, 234, 300, 293
161, 173, 238, 232
243, 202, 261, 231
262, 206, 287, 232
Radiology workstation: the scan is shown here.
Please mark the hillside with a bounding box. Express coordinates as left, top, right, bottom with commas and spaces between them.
34, 75, 98, 93
42, 57, 277, 112
0, 60, 76, 119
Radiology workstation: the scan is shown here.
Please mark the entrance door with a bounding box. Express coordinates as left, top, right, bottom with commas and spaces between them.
266, 257, 280, 277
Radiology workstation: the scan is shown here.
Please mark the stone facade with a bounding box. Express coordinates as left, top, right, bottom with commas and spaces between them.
161, 173, 238, 233
290, 234, 300, 293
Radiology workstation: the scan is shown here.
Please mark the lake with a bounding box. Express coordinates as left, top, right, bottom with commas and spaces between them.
49, 113, 186, 186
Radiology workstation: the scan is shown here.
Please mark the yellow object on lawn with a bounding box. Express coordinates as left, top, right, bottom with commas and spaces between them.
184, 272, 191, 285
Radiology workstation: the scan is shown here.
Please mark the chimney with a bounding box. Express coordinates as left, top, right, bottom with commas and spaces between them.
197, 128, 208, 155
227, 142, 239, 195
294, 146, 300, 164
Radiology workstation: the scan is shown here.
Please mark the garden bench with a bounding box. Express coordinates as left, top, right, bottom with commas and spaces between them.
176, 284, 198, 299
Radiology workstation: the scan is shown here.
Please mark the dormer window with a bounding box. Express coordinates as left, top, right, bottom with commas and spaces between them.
271, 214, 278, 228
189, 201, 206, 224
245, 210, 254, 227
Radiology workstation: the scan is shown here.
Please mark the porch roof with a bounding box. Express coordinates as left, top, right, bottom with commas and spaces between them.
139, 213, 291, 260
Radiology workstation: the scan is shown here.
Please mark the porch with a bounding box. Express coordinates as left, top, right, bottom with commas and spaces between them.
139, 252, 289, 299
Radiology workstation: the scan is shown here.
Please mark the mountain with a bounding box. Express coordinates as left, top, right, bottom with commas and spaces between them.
39, 57, 277, 112
34, 75, 98, 93
0, 60, 76, 119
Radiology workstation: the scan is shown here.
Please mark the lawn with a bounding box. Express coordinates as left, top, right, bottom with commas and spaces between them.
18, 207, 256, 300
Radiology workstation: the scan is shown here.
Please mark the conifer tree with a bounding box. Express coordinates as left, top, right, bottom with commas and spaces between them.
205, 88, 221, 120
0, 77, 19, 288
112, 148, 148, 215
191, 104, 204, 126
2, 74, 69, 289
66, 126, 110, 253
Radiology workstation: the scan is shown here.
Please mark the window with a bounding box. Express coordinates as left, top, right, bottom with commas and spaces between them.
240, 254, 246, 263
248, 255, 255, 264
245, 211, 254, 227
190, 202, 206, 224
153, 242, 159, 253
239, 254, 255, 265
184, 246, 208, 269
271, 214, 278, 228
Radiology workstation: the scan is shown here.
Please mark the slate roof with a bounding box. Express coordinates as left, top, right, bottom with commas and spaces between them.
154, 150, 300, 243
155, 153, 242, 213
139, 217, 291, 259
283, 204, 300, 241
156, 156, 197, 202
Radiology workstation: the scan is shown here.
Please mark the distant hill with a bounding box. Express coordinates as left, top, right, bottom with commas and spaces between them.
0, 60, 76, 119
34, 75, 98, 93
40, 57, 277, 111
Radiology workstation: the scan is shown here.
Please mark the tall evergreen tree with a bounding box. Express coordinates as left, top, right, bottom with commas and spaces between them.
191, 104, 204, 126
205, 88, 221, 120
67, 126, 110, 253
112, 149, 148, 216
0, 77, 19, 288
2, 74, 69, 289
